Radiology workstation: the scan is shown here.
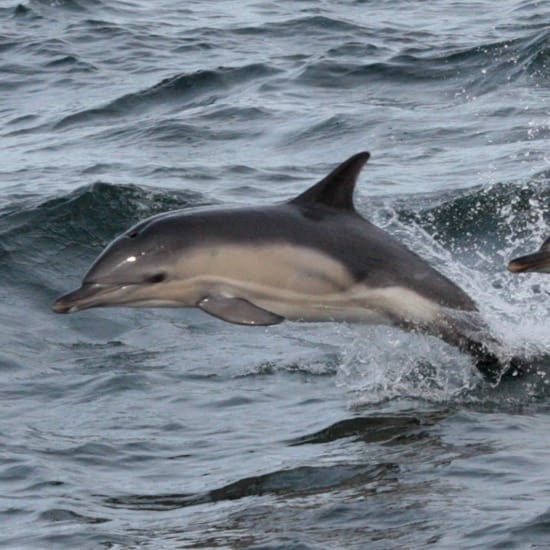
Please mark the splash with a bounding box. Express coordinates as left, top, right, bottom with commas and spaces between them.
339, 174, 549, 405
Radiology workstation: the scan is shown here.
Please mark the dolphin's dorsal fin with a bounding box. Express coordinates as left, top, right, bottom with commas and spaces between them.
541, 236, 550, 252
290, 151, 370, 210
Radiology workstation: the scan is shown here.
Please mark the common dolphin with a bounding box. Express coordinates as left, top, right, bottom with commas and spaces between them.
52, 152, 513, 380
508, 236, 550, 274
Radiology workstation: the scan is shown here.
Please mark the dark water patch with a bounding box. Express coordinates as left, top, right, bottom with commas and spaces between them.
40, 508, 108, 524
105, 462, 398, 511
55, 63, 280, 129
289, 410, 449, 446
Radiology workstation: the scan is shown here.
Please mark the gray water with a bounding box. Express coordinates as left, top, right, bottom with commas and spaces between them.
1, 1, 550, 548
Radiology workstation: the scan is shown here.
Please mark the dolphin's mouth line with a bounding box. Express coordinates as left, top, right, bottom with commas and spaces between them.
51, 283, 139, 314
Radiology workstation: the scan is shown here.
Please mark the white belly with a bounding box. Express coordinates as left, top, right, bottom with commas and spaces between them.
192, 277, 442, 327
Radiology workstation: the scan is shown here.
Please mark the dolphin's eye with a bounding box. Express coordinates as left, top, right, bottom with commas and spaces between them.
128, 231, 139, 239
145, 273, 166, 283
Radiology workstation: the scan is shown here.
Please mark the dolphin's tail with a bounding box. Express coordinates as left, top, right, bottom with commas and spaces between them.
460, 338, 530, 383
435, 309, 529, 383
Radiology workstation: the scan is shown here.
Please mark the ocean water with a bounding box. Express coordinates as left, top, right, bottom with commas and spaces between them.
1, 0, 550, 548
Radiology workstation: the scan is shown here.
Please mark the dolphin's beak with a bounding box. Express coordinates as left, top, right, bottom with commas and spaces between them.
508, 251, 550, 274
52, 284, 134, 313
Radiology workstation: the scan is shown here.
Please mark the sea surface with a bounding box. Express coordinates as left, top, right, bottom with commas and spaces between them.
1, 1, 550, 548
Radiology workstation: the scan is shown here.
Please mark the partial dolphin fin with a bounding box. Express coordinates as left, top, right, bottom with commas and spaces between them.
198, 296, 285, 326
290, 151, 370, 210
508, 236, 550, 273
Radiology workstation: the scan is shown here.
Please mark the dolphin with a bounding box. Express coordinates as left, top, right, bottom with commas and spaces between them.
508, 236, 550, 274
52, 152, 513, 380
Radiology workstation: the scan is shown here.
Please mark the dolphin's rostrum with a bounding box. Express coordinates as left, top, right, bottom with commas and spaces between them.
52, 152, 517, 381
508, 236, 550, 274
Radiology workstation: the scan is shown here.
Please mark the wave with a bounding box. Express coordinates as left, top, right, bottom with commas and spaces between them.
105, 461, 398, 511
288, 410, 446, 446
1, 181, 205, 245
233, 15, 369, 38
297, 29, 550, 95
341, 174, 550, 405
86, 110, 271, 147
0, 182, 207, 286
55, 63, 280, 129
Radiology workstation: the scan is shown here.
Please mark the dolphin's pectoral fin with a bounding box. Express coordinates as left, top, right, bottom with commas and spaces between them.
198, 296, 285, 326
